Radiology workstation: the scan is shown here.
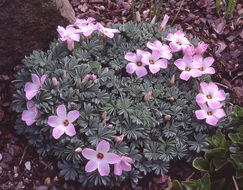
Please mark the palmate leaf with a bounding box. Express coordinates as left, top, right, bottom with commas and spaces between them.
58, 160, 79, 181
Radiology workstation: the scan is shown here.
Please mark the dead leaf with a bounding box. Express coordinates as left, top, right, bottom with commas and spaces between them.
215, 41, 227, 56
208, 18, 226, 34
78, 3, 88, 12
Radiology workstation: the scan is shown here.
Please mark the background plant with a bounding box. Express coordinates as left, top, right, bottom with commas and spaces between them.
172, 106, 243, 190
13, 21, 231, 187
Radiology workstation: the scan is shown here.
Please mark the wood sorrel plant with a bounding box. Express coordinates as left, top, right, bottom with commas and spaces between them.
13, 17, 232, 187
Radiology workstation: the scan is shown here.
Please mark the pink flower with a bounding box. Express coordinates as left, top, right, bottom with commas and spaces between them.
22, 101, 39, 126
24, 74, 47, 100
195, 42, 208, 55
125, 49, 149, 77
74, 17, 96, 26
166, 31, 191, 52
107, 124, 113, 128
57, 25, 80, 51
114, 156, 132, 176
136, 11, 141, 23
146, 40, 172, 60
144, 91, 152, 101
193, 55, 215, 75
115, 134, 124, 142
96, 23, 120, 38
174, 55, 202, 81
48, 104, 79, 139
52, 77, 58, 86
142, 50, 168, 74
81, 23, 98, 37
159, 14, 170, 31
91, 74, 97, 80
82, 140, 120, 176
196, 82, 226, 109
195, 103, 225, 126
82, 74, 90, 84
183, 46, 196, 56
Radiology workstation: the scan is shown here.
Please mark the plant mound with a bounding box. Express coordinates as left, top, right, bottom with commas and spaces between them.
13, 21, 229, 187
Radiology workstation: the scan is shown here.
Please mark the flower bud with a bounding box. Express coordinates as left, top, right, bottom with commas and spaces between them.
70, 102, 76, 106
115, 134, 124, 142
150, 16, 156, 25
52, 77, 58, 86
170, 75, 175, 86
195, 42, 208, 55
82, 74, 90, 84
102, 111, 107, 124
91, 74, 97, 80
183, 46, 195, 56
75, 147, 82, 152
144, 91, 152, 101
170, 97, 174, 102
164, 115, 171, 121
136, 11, 141, 23
107, 124, 113, 128
159, 14, 169, 31
63, 71, 67, 78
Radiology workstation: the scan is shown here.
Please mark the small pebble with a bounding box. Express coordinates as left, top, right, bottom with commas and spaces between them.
0, 153, 2, 161
0, 166, 2, 174
25, 161, 31, 171
44, 177, 51, 186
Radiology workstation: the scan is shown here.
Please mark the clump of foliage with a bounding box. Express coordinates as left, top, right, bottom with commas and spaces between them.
13, 19, 231, 188
173, 106, 243, 190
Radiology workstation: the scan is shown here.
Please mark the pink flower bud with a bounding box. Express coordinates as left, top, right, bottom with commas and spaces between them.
195, 42, 208, 55
115, 134, 124, 142
70, 102, 76, 106
63, 71, 67, 78
136, 11, 141, 23
82, 74, 90, 84
183, 46, 195, 56
52, 77, 58, 85
150, 16, 156, 25
91, 74, 97, 80
170, 75, 175, 86
107, 124, 113, 128
144, 91, 152, 101
159, 14, 170, 31
75, 147, 82, 152
164, 115, 171, 121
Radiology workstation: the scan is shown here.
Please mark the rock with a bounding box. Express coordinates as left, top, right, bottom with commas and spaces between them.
35, 185, 48, 190
0, 153, 2, 161
0, 0, 75, 73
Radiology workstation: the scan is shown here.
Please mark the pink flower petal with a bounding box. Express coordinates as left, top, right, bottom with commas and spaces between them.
208, 100, 222, 109
66, 39, 74, 51
125, 52, 137, 62
174, 58, 185, 70
40, 75, 47, 84
203, 57, 214, 67
48, 116, 62, 127
56, 104, 67, 118
155, 59, 168, 69
98, 161, 110, 176
149, 65, 161, 74
31, 74, 41, 85
97, 140, 110, 153
67, 110, 79, 122
52, 127, 65, 139
151, 49, 162, 61
206, 116, 218, 126
85, 160, 98, 173
169, 42, 181, 52
180, 71, 191, 81
203, 67, 215, 74
126, 63, 136, 74
195, 110, 207, 119
57, 26, 66, 37
196, 94, 207, 104
213, 108, 225, 119
121, 161, 131, 171
65, 124, 76, 137
214, 90, 226, 101
114, 163, 122, 176
200, 82, 209, 95
82, 148, 97, 160
190, 69, 202, 78
22, 109, 36, 126
183, 55, 193, 65
70, 33, 80, 42
208, 82, 218, 91
104, 153, 120, 164
135, 66, 147, 77
24, 82, 39, 100
166, 33, 176, 41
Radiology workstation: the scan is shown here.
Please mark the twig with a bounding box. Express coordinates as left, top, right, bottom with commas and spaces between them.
19, 145, 28, 166
214, 82, 229, 90
186, 172, 195, 181
232, 176, 239, 190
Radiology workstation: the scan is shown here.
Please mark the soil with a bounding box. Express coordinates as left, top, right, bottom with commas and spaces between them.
0, 0, 242, 189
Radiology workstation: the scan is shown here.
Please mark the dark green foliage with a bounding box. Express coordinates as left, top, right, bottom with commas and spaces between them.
13, 22, 231, 187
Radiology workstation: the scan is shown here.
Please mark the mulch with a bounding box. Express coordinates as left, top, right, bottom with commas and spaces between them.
0, 0, 242, 189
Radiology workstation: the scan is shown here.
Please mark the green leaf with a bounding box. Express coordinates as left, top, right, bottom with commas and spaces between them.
212, 158, 228, 171
200, 173, 211, 190
172, 180, 183, 190
211, 178, 225, 190
193, 157, 210, 172
231, 154, 243, 170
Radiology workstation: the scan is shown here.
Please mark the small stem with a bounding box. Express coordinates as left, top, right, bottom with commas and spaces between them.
139, 0, 144, 13
156, 0, 164, 22
171, 0, 184, 25
149, 0, 154, 19
232, 176, 239, 190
